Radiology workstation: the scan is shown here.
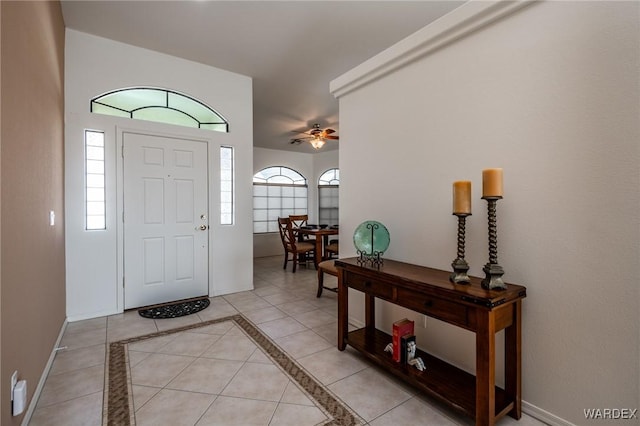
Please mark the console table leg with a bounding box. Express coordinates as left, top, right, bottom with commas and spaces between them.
505, 300, 522, 419
476, 309, 496, 426
337, 269, 348, 351
365, 294, 375, 330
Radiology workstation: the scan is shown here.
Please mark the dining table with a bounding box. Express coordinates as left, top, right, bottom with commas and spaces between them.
296, 226, 339, 268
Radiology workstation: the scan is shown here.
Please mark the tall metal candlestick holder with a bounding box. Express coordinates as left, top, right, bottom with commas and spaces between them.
450, 213, 471, 284
481, 196, 507, 290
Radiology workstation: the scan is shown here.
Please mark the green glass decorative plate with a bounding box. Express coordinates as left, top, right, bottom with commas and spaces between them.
353, 221, 390, 256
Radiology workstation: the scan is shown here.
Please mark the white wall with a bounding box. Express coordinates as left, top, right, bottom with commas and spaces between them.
65, 30, 254, 320
253, 147, 338, 257
313, 149, 340, 185
331, 2, 639, 425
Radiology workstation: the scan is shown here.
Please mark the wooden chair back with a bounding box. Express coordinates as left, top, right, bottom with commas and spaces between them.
289, 214, 316, 242
288, 214, 309, 229
278, 217, 297, 251
278, 216, 315, 273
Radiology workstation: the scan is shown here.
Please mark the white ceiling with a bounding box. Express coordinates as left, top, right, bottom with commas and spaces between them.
61, 1, 464, 153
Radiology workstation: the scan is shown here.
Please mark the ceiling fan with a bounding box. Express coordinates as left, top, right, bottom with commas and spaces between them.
290, 124, 339, 150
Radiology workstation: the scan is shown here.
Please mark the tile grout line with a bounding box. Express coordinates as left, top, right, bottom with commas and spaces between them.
104, 314, 363, 426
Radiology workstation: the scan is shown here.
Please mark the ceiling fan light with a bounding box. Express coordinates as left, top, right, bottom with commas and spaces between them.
310, 137, 325, 150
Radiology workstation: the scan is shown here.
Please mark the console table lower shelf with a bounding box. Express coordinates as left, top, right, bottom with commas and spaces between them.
346, 327, 513, 420
336, 257, 527, 426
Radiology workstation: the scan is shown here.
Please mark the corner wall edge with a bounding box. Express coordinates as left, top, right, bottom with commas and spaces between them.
330, 0, 536, 99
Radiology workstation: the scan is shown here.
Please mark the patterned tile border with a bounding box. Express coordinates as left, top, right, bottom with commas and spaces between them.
104, 314, 362, 426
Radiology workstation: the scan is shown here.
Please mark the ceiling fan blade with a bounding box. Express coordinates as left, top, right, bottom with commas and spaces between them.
290, 125, 338, 142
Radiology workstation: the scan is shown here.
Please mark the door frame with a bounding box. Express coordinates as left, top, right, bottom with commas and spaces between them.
115, 126, 216, 312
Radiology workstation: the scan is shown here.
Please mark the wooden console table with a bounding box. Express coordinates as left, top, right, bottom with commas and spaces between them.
336, 257, 526, 426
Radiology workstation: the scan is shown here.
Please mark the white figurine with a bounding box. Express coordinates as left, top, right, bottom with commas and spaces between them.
407, 341, 417, 361
409, 357, 426, 371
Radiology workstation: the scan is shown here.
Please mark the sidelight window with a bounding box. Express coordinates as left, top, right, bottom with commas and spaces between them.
85, 130, 106, 230
220, 146, 234, 225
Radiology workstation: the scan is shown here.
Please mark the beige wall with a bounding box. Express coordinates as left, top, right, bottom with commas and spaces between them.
333, 1, 639, 424
0, 3, 3, 419
1, 2, 66, 424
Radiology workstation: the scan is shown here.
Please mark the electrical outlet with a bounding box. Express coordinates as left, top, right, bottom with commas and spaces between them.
11, 371, 17, 400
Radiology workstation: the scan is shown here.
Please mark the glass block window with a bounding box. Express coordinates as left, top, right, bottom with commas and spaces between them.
91, 87, 228, 132
318, 168, 339, 227
85, 130, 106, 230
220, 146, 234, 225
253, 166, 307, 233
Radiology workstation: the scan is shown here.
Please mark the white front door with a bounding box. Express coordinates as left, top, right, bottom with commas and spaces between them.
123, 132, 209, 309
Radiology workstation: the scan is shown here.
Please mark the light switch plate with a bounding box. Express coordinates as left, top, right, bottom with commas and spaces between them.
11, 371, 17, 400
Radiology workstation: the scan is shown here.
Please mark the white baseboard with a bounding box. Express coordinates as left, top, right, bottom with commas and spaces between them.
67, 308, 120, 322
523, 400, 576, 426
21, 319, 68, 426
348, 317, 365, 329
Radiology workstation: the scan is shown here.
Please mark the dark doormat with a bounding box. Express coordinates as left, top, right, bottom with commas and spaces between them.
138, 297, 210, 319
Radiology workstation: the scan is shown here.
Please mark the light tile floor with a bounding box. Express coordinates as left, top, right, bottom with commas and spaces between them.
28, 256, 546, 425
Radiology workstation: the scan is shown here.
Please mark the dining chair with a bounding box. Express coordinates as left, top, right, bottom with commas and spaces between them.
288, 214, 316, 243
277, 217, 315, 273
325, 241, 339, 259
288, 214, 310, 229
317, 259, 338, 297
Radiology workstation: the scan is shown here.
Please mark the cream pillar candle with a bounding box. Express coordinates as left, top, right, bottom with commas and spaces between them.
482, 168, 503, 197
453, 181, 472, 214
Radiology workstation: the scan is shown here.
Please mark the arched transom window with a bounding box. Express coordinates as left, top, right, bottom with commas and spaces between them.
91, 87, 228, 132
318, 168, 339, 186
253, 166, 308, 233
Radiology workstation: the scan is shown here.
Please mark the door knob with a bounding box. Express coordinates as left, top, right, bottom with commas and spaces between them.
197, 225, 208, 231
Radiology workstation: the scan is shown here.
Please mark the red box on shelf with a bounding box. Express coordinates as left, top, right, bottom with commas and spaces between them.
392, 318, 414, 362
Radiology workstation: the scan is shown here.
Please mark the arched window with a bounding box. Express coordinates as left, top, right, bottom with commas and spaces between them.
91, 87, 228, 132
318, 168, 339, 227
253, 166, 308, 233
